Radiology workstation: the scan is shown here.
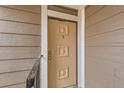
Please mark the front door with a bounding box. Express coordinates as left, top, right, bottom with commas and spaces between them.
48, 18, 77, 88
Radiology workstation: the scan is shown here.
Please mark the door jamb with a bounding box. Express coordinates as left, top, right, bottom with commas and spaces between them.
41, 5, 48, 88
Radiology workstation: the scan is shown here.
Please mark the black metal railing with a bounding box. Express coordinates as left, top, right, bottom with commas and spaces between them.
26, 55, 43, 88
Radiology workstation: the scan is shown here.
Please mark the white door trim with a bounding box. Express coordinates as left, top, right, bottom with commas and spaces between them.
41, 5, 48, 88
41, 5, 85, 88
47, 10, 79, 21
77, 9, 85, 88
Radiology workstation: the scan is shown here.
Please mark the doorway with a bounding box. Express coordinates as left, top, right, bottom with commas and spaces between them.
48, 18, 77, 88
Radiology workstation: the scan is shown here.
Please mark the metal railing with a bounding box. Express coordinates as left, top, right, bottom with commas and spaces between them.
26, 55, 43, 88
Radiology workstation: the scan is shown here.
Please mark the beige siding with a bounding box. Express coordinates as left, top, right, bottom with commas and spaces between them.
0, 70, 29, 87
0, 6, 40, 24
86, 6, 124, 27
5, 82, 26, 88
0, 59, 37, 73
3, 5, 41, 13
86, 5, 105, 18
0, 34, 40, 46
0, 6, 41, 88
86, 5, 124, 87
0, 21, 40, 35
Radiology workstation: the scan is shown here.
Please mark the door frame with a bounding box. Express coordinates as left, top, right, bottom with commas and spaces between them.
41, 5, 85, 88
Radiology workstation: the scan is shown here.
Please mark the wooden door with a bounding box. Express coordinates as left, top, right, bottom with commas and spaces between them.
48, 18, 77, 88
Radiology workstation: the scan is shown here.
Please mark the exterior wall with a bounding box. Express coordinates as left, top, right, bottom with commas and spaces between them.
86, 5, 124, 87
0, 5, 41, 88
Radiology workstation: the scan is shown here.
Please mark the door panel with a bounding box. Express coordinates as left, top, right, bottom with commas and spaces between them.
48, 18, 77, 88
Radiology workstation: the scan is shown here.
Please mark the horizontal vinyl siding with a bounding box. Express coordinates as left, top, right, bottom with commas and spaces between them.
2, 5, 41, 13
5, 82, 26, 88
86, 6, 124, 27
0, 34, 40, 46
0, 47, 40, 60
0, 21, 40, 35
86, 5, 124, 87
0, 59, 37, 74
0, 6, 40, 24
86, 5, 105, 18
0, 6, 41, 88
0, 70, 29, 87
